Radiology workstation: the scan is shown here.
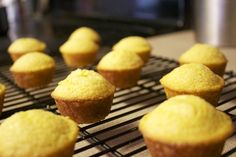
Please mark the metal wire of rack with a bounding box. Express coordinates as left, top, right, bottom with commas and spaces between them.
0, 56, 235, 157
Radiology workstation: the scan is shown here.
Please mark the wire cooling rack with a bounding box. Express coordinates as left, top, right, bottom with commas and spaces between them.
0, 56, 235, 157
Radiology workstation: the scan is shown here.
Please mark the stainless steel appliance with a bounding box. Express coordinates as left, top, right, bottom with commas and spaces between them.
194, 0, 236, 46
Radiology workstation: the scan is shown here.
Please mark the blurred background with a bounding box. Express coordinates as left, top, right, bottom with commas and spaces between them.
0, 0, 192, 64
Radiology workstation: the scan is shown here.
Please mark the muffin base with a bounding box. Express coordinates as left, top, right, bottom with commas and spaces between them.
49, 141, 76, 157
0, 92, 5, 114
144, 137, 224, 157
9, 51, 44, 62
206, 62, 227, 77
62, 52, 96, 68
138, 51, 150, 64
163, 87, 223, 106
11, 67, 55, 89
54, 94, 114, 124
97, 68, 142, 89
9, 53, 25, 61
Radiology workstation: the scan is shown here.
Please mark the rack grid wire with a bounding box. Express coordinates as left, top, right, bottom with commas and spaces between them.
0, 56, 236, 157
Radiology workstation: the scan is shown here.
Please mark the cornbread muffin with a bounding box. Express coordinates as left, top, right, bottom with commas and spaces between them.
0, 83, 6, 114
139, 95, 234, 157
8, 37, 46, 61
0, 109, 78, 157
59, 39, 99, 68
179, 43, 227, 76
69, 27, 101, 44
10, 52, 55, 88
160, 63, 224, 106
112, 36, 152, 64
97, 50, 144, 88
51, 69, 116, 124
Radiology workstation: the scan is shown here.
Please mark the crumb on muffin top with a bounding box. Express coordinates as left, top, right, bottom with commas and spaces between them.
51, 69, 115, 100
8, 37, 46, 54
97, 50, 144, 70
160, 63, 224, 92
10, 52, 55, 72
139, 95, 233, 144
179, 43, 227, 65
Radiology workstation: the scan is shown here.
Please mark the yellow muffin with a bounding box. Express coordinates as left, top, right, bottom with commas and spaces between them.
0, 109, 78, 157
69, 27, 101, 44
160, 63, 224, 106
97, 50, 144, 88
0, 83, 6, 114
112, 36, 152, 64
60, 39, 99, 68
10, 52, 55, 88
51, 69, 116, 124
8, 37, 46, 61
179, 43, 227, 76
139, 95, 233, 157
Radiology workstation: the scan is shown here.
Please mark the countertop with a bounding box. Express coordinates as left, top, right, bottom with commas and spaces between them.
148, 30, 236, 71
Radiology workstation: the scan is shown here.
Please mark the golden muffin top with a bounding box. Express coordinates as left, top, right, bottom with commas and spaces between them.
139, 95, 233, 145
8, 37, 46, 54
10, 52, 55, 72
51, 69, 115, 100
113, 36, 151, 55
0, 109, 78, 157
0, 83, 5, 94
179, 43, 227, 65
97, 50, 144, 70
59, 39, 99, 54
160, 63, 224, 92
69, 27, 101, 43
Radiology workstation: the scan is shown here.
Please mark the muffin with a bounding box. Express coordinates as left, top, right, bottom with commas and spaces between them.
51, 69, 116, 124
97, 50, 144, 88
160, 63, 224, 106
139, 95, 234, 157
179, 43, 227, 76
0, 83, 6, 114
10, 52, 55, 89
59, 39, 99, 68
112, 36, 152, 64
0, 109, 78, 157
69, 26, 101, 44
8, 37, 46, 61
